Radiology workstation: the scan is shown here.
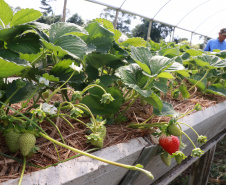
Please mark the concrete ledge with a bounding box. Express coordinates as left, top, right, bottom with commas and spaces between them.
3, 137, 148, 185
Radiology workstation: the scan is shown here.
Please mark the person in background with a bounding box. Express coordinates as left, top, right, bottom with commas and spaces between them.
204, 28, 226, 51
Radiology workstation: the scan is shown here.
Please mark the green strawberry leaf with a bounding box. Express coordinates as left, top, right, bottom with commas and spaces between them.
49, 22, 88, 43
0, 24, 33, 42
120, 37, 147, 47
86, 53, 124, 69
205, 84, 226, 96
7, 32, 41, 54
153, 101, 180, 117
53, 35, 87, 59
81, 22, 115, 53
115, 63, 152, 97
185, 49, 204, 56
153, 78, 168, 94
6, 80, 37, 104
81, 87, 124, 115
193, 54, 226, 69
42, 73, 59, 82
142, 92, 163, 111
50, 59, 85, 82
0, 0, 13, 28
0, 56, 31, 78
10, 8, 42, 27
158, 47, 180, 58
99, 75, 118, 88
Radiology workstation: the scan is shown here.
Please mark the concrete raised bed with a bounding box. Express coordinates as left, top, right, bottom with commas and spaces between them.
3, 101, 226, 185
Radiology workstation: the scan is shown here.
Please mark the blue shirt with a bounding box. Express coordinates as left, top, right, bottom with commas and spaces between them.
204, 38, 226, 51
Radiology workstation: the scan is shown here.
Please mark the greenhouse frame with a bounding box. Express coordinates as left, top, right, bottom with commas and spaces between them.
84, 0, 226, 43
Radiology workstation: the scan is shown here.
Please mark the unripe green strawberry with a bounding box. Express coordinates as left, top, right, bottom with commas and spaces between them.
172, 151, 187, 164
26, 150, 35, 158
5, 130, 21, 153
42, 90, 50, 99
18, 133, 36, 157
160, 151, 172, 167
175, 155, 183, 164
167, 123, 181, 136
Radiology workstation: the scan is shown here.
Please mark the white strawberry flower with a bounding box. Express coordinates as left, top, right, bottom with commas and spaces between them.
39, 77, 49, 86
42, 103, 57, 114
69, 62, 83, 73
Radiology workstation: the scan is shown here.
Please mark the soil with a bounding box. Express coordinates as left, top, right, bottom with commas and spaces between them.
0, 88, 226, 183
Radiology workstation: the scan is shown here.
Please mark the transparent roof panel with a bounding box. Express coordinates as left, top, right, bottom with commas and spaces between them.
85, 0, 226, 38
122, 0, 169, 19
154, 0, 208, 27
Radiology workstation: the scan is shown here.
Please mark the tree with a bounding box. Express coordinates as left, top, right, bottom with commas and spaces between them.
67, 13, 84, 26
40, 0, 55, 14
132, 19, 173, 43
37, 0, 61, 25
37, 13, 62, 25
100, 8, 137, 33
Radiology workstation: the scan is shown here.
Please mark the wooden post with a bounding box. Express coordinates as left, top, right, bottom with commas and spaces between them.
188, 145, 217, 185
62, 0, 67, 22
147, 20, 153, 42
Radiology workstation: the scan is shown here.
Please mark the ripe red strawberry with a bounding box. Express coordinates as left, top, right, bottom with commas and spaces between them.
159, 133, 180, 155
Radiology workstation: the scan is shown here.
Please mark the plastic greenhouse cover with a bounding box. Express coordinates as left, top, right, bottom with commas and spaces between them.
85, 0, 226, 39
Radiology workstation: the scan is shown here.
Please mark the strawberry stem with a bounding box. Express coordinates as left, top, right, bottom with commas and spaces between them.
115, 94, 140, 122
81, 84, 107, 95
47, 70, 76, 103
76, 103, 98, 133
181, 131, 196, 148
46, 117, 65, 144
40, 132, 154, 180
140, 114, 156, 124
129, 122, 168, 129
177, 108, 195, 120
177, 122, 199, 137
18, 156, 26, 185
188, 69, 210, 92
59, 115, 74, 129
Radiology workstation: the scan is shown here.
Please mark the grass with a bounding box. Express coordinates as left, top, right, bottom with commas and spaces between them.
168, 135, 226, 185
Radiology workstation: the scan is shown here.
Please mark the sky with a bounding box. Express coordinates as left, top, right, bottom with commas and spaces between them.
4, 0, 203, 44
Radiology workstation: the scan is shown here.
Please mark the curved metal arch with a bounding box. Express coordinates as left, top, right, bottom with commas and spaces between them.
152, 0, 172, 19
120, 0, 127, 9
193, 8, 226, 33
176, 0, 210, 27
83, 0, 226, 40
206, 19, 226, 37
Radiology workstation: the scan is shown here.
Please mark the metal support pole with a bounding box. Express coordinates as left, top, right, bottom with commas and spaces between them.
171, 27, 175, 42
114, 9, 119, 29
190, 32, 193, 46
147, 20, 153, 42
